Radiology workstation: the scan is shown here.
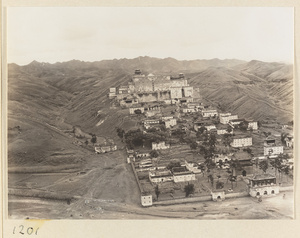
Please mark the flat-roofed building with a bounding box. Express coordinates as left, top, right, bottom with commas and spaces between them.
231, 137, 252, 147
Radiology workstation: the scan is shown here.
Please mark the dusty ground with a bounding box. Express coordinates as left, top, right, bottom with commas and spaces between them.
8, 191, 293, 220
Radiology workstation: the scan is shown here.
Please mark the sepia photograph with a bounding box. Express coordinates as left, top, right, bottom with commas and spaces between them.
4, 5, 295, 223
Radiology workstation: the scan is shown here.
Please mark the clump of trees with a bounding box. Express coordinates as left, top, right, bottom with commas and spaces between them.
239, 121, 249, 131
123, 129, 169, 149
116, 127, 125, 140
167, 161, 181, 170
184, 183, 195, 197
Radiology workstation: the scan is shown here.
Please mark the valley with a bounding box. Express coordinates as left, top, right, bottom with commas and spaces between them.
6, 57, 293, 219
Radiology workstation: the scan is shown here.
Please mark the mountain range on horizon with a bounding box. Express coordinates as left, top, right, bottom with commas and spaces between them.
10, 56, 293, 71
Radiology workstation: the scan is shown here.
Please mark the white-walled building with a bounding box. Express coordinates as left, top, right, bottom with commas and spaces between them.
214, 154, 232, 163
149, 170, 174, 183
185, 161, 202, 174
172, 167, 196, 183
205, 124, 217, 131
247, 121, 258, 130
152, 141, 170, 150
264, 146, 284, 156
202, 109, 218, 118
231, 137, 252, 147
285, 135, 294, 148
141, 194, 153, 206
263, 138, 284, 156
182, 107, 198, 113
164, 118, 177, 128
248, 174, 279, 197
108, 87, 117, 98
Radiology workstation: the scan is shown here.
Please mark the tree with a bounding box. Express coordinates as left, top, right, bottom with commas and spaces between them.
226, 126, 233, 134
190, 141, 198, 150
259, 160, 269, 173
282, 165, 290, 182
223, 134, 233, 147
91, 134, 97, 145
116, 127, 125, 140
198, 126, 206, 134
216, 181, 224, 189
257, 121, 262, 128
155, 185, 160, 200
150, 150, 159, 158
184, 183, 195, 197
207, 174, 214, 187
167, 161, 181, 170
281, 133, 288, 144
134, 109, 142, 114
227, 174, 237, 190
198, 163, 206, 177
243, 147, 252, 154
242, 170, 247, 177
208, 133, 217, 147
239, 121, 248, 131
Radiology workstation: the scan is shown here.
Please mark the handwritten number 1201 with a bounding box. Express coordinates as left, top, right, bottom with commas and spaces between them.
13, 225, 39, 235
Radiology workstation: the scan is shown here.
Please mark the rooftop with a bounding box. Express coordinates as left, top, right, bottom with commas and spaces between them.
232, 151, 252, 161
250, 174, 276, 180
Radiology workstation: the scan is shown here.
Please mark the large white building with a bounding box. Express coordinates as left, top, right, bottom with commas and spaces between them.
231, 137, 252, 147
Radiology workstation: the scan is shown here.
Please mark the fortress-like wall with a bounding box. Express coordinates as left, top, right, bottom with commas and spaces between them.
116, 71, 196, 104
170, 87, 183, 99
183, 86, 193, 97
134, 78, 153, 92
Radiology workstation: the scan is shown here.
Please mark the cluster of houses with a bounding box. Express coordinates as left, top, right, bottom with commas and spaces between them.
110, 70, 293, 207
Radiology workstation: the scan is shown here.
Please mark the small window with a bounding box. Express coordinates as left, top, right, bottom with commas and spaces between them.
256, 192, 260, 196
271, 190, 275, 194
264, 191, 268, 195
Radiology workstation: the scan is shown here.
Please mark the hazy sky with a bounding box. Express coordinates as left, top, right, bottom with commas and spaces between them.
7, 7, 294, 65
